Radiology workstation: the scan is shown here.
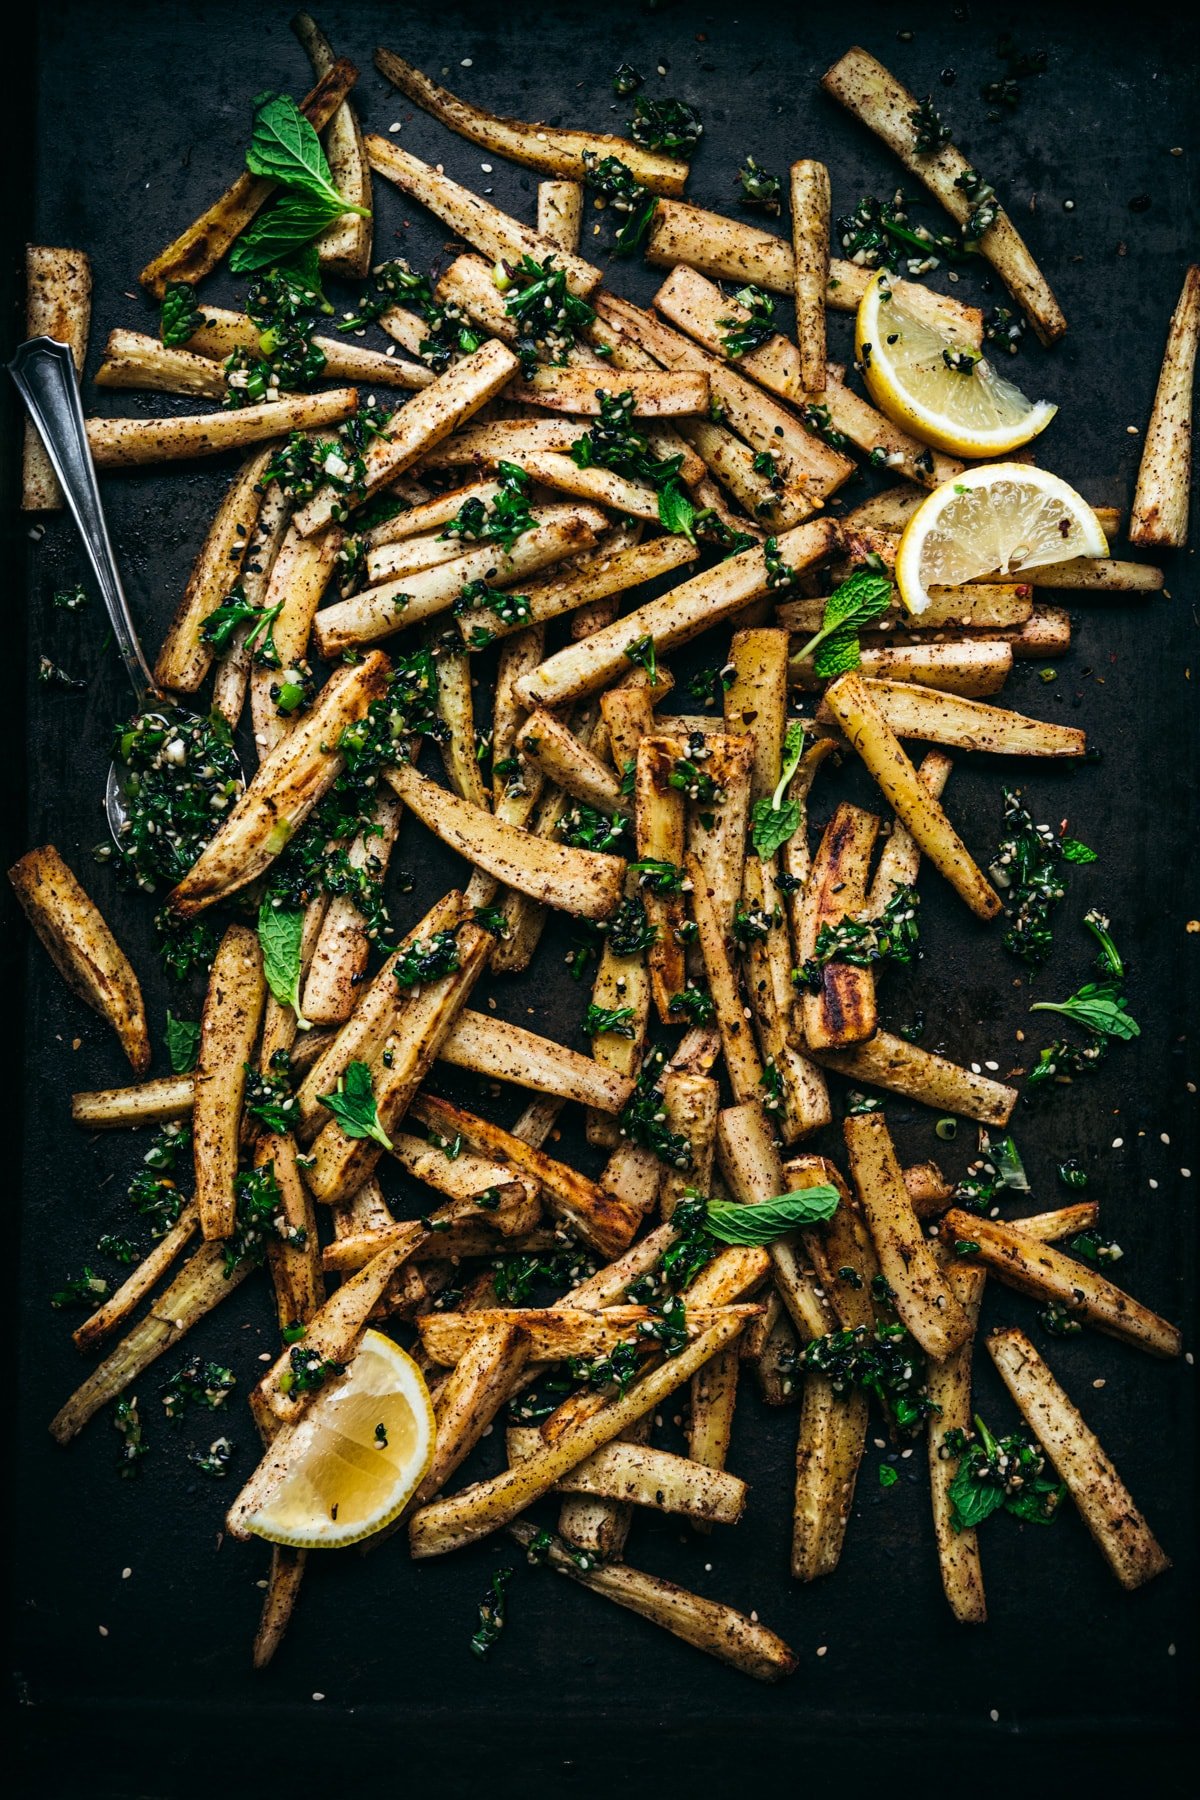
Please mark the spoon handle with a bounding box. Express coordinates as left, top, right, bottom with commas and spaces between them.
10, 335, 157, 701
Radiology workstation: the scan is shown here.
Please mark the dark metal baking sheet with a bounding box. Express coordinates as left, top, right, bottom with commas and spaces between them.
5, 1, 1196, 1791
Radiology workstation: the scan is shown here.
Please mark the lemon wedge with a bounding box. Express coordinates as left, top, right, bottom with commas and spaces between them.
856, 271, 1057, 456
239, 1330, 435, 1549
894, 464, 1109, 615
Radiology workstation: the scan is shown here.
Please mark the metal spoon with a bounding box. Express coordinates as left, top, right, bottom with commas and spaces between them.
9, 335, 243, 845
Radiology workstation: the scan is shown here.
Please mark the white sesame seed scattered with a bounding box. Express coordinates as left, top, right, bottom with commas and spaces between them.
461, 58, 473, 67
990, 1709, 1000, 1723
258, 1352, 272, 1362
704, 1562, 712, 1572
985, 1060, 999, 1071
481, 163, 492, 172
749, 1610, 759, 1623
122, 1568, 131, 1580
1126, 425, 1139, 435
312, 1692, 325, 1702
817, 1645, 828, 1656
1063, 199, 1075, 210
1112, 1137, 1124, 1148
99, 1626, 109, 1637
1181, 1169, 1192, 1179
1168, 1642, 1177, 1655
901, 1448, 913, 1459
1149, 1179, 1159, 1190
971, 1062, 982, 1074
1160, 1133, 1170, 1145
1093, 1378, 1106, 1388
388, 121, 401, 133
256, 1579, 268, 1590
1185, 1352, 1194, 1366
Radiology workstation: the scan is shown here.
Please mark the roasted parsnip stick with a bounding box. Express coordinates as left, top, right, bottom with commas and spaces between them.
293, 11, 372, 277
193, 924, 266, 1240
154, 448, 273, 692
87, 388, 359, 467
816, 1029, 1016, 1125
790, 160, 831, 393
1130, 264, 1199, 547
23, 246, 91, 509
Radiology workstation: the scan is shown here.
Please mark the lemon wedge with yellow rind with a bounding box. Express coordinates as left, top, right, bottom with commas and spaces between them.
856, 270, 1057, 457
894, 463, 1109, 616
240, 1330, 435, 1549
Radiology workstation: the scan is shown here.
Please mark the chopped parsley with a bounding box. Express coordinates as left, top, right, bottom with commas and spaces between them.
942, 1415, 1064, 1531
629, 96, 703, 157
736, 156, 782, 213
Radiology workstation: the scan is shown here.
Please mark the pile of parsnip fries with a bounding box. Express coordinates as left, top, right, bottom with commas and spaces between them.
13, 22, 1193, 1684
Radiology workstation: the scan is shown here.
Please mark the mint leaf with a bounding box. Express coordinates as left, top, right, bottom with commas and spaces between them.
318, 1060, 392, 1150
229, 190, 347, 273
165, 1012, 200, 1074
657, 477, 697, 541
1030, 982, 1139, 1041
704, 1185, 840, 1244
750, 795, 801, 858
257, 898, 308, 1027
794, 569, 893, 679
245, 95, 343, 209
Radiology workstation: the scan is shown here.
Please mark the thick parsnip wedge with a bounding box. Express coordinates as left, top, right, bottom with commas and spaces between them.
258, 1134, 324, 1333
306, 924, 491, 1205
790, 160, 831, 393
514, 520, 837, 710
9, 846, 150, 1073
167, 650, 390, 918
940, 1213, 1182, 1359
822, 48, 1066, 344
555, 1442, 746, 1523
293, 12, 372, 277
794, 641, 1013, 699
87, 388, 358, 468
988, 1328, 1171, 1588
538, 180, 584, 251
635, 739, 687, 1020
510, 1521, 795, 1680
316, 506, 602, 654
1130, 263, 1200, 546
440, 1009, 632, 1113
822, 672, 1001, 919
300, 794, 403, 1026
796, 802, 880, 1052
374, 49, 689, 194
688, 851, 764, 1104
384, 760, 625, 921
49, 1241, 252, 1443
139, 60, 360, 295
927, 1260, 988, 1624
516, 709, 627, 815
856, 680, 1086, 758
193, 924, 267, 1240
154, 448, 273, 691
95, 329, 226, 398
509, 367, 707, 415
295, 341, 519, 535
844, 1112, 971, 1358
644, 199, 983, 342
458, 530, 695, 645
412, 1094, 640, 1259
23, 246, 92, 509
408, 1312, 746, 1556
72, 1205, 200, 1353
816, 1029, 1016, 1124
366, 135, 601, 296
792, 1378, 869, 1582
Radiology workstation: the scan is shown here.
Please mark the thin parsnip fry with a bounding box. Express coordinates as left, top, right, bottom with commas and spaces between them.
517, 708, 628, 815
440, 1008, 632, 1112
408, 1311, 745, 1556
510, 367, 708, 415
96, 329, 227, 398
374, 48, 689, 194
940, 1213, 1182, 1359
384, 760, 625, 920
723, 628, 789, 803
988, 1329, 1171, 1588
434, 643, 489, 811
927, 1259, 988, 1624
644, 198, 984, 343
22, 246, 91, 509
293, 12, 372, 277
417, 1322, 531, 1504
822, 48, 1066, 344
252, 1545, 306, 1671
688, 853, 764, 1104
167, 651, 391, 918
844, 1112, 971, 1358
184, 305, 430, 387
678, 418, 814, 528
214, 482, 294, 728
556, 1442, 746, 1523
796, 802, 880, 1052
258, 1134, 324, 1333
684, 733, 754, 941
294, 341, 519, 535
366, 135, 601, 296
139, 59, 360, 295
72, 1204, 201, 1353
854, 679, 1086, 758
193, 924, 266, 1240
458, 528, 694, 645
249, 520, 343, 751
1130, 264, 1199, 547
1017, 557, 1164, 592
70, 1075, 194, 1130
822, 672, 1001, 918
792, 1378, 869, 1582
514, 519, 837, 709
790, 160, 830, 392
313, 506, 602, 654
413, 1094, 641, 1259
509, 1521, 796, 1680
635, 739, 687, 1019
87, 388, 358, 467
420, 1302, 758, 1364
300, 794, 403, 1026
9, 846, 150, 1074
865, 750, 952, 915
816, 1030, 1016, 1124
538, 180, 584, 251
50, 1242, 253, 1443
154, 447, 273, 691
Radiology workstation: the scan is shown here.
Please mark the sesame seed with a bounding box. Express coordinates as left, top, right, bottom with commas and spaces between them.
121, 1568, 131, 1580
1160, 1133, 1170, 1145
1182, 1169, 1192, 1179
312, 1692, 325, 1701
1112, 1137, 1124, 1148
1149, 1179, 1159, 1190
984, 1060, 999, 1071
461, 58, 473, 67
816, 1645, 828, 1656
388, 122, 401, 133
99, 1625, 109, 1637
990, 1709, 1000, 1723
1093, 1378, 1106, 1389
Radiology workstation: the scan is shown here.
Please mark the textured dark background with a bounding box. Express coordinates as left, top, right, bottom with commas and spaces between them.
4, 1, 1197, 1792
